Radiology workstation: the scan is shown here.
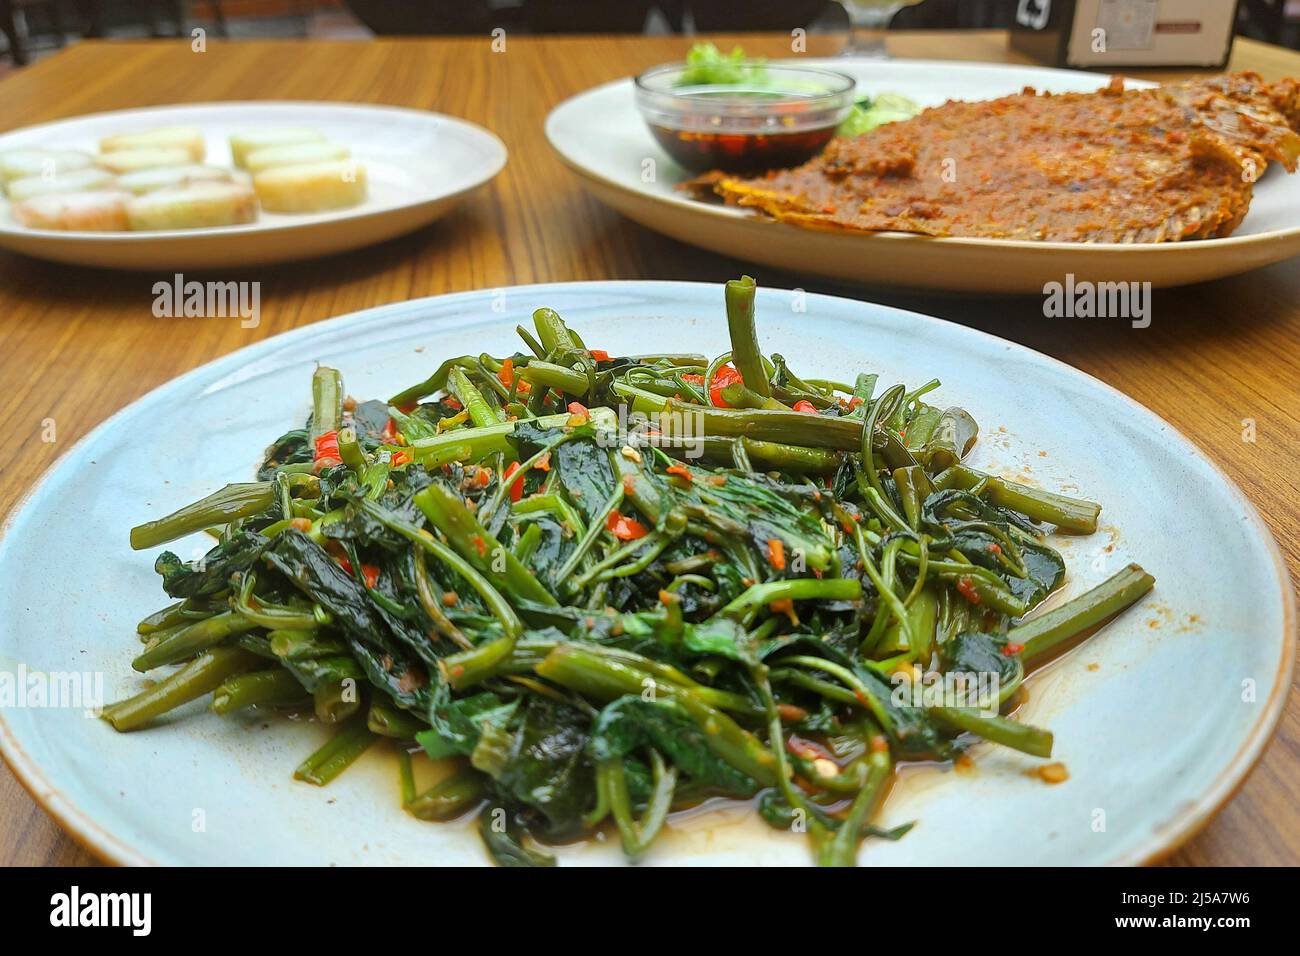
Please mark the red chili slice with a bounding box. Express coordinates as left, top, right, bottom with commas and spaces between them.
498, 358, 531, 395
708, 366, 742, 407
567, 401, 590, 425
498, 358, 516, 387
955, 576, 981, 605
606, 510, 648, 540
314, 430, 340, 463
504, 462, 524, 502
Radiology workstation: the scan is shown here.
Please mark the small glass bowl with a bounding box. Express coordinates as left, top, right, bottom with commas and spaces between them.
634, 62, 856, 173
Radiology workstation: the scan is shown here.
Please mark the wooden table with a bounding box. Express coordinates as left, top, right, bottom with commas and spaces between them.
1, 30, 1297, 866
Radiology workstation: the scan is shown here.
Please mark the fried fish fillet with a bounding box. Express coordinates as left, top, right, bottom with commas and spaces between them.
687, 72, 1300, 243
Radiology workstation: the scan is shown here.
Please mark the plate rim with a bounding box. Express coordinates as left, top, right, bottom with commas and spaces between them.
0, 279, 1293, 866
0, 100, 508, 244
544, 60, 1300, 256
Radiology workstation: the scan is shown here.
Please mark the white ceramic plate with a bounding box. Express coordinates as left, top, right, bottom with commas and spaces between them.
0, 101, 507, 269
546, 59, 1300, 292
0, 282, 1292, 865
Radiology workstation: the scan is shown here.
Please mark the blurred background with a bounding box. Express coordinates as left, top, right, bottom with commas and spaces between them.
3, 1, 1297, 69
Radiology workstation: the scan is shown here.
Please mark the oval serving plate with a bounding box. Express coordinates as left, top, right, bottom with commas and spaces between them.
546, 59, 1300, 293
0, 101, 507, 270
0, 281, 1292, 865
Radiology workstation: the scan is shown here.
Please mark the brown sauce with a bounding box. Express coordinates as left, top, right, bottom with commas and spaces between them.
650, 123, 837, 174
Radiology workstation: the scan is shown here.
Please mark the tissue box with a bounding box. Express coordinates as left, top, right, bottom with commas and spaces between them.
1010, 0, 1239, 69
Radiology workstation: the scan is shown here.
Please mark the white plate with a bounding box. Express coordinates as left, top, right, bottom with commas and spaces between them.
0, 101, 506, 269
546, 59, 1300, 292
0, 282, 1292, 865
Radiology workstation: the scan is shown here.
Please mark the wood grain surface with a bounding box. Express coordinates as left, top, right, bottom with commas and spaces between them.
0, 30, 1296, 867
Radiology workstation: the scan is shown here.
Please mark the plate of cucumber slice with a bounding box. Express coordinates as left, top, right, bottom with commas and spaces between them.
0, 101, 506, 270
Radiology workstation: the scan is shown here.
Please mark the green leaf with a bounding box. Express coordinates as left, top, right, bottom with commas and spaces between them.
589, 696, 759, 797
678, 42, 767, 86
681, 616, 759, 665
265, 529, 430, 709
476, 801, 556, 867
157, 529, 268, 599
1004, 536, 1066, 610
420, 685, 519, 759
941, 631, 1023, 706
481, 697, 594, 834
513, 425, 615, 525
667, 467, 835, 574
257, 426, 312, 480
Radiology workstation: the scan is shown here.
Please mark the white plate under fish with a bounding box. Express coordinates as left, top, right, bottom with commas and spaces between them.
0, 282, 1292, 865
546, 59, 1300, 292
0, 101, 506, 269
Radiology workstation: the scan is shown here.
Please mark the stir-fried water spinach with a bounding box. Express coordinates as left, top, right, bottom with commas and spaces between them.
109, 277, 1154, 866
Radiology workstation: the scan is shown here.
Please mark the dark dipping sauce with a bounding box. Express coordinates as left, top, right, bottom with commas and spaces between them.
649, 123, 838, 173
638, 80, 851, 173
